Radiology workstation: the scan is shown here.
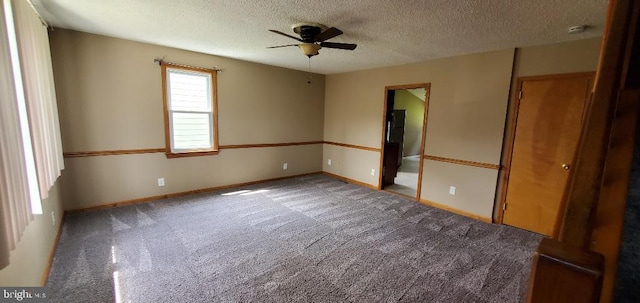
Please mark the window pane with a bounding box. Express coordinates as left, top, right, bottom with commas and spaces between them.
172, 112, 211, 150
168, 70, 211, 112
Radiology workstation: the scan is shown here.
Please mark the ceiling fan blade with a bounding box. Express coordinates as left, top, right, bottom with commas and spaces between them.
320, 42, 357, 50
314, 27, 343, 42
267, 44, 300, 49
268, 30, 303, 42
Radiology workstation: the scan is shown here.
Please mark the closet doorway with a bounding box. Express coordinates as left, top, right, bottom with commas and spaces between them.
379, 84, 431, 200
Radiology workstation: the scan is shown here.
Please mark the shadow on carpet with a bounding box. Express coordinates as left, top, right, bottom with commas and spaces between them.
46, 174, 542, 302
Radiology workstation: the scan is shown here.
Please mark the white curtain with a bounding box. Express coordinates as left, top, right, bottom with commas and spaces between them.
0, 0, 64, 269
12, 0, 64, 199
0, 0, 33, 269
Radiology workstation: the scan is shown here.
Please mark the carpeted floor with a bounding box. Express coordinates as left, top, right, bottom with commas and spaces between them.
46, 174, 541, 303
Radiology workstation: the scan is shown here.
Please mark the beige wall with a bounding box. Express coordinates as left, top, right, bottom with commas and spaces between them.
514, 37, 602, 78
323, 49, 515, 219
50, 29, 325, 209
324, 38, 602, 220
0, 182, 64, 286
62, 146, 322, 210
393, 90, 424, 156
322, 144, 380, 185
48, 30, 602, 218
421, 160, 498, 218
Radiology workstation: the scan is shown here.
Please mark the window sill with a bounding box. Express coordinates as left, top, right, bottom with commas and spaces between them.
165, 150, 219, 159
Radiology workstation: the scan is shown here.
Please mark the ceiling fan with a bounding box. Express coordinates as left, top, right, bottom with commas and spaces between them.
268, 22, 357, 57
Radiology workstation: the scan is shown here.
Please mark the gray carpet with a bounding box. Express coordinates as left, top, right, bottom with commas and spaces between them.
46, 174, 541, 302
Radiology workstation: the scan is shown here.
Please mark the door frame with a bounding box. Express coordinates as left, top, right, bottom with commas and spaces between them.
497, 72, 595, 237
377, 83, 431, 202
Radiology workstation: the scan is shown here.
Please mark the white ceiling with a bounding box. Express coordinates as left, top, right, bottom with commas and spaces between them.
30, 0, 607, 75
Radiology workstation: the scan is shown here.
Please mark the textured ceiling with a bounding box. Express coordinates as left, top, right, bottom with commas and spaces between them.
30, 0, 607, 74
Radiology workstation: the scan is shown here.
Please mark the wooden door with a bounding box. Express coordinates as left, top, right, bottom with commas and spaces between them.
503, 74, 593, 237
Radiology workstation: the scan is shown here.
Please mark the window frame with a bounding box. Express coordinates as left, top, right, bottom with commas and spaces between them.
161, 62, 219, 158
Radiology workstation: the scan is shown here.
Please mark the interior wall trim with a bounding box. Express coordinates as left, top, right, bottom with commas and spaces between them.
63, 148, 166, 158
221, 141, 323, 149
63, 141, 380, 158
68, 172, 323, 213
423, 155, 501, 170
322, 171, 378, 190
419, 199, 493, 223
63, 141, 324, 158
323, 141, 381, 152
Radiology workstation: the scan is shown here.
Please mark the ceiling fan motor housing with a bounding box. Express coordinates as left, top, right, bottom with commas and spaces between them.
299, 26, 322, 43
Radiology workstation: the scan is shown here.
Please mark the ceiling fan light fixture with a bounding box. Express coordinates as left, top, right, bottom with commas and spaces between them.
299, 43, 321, 57
267, 22, 356, 59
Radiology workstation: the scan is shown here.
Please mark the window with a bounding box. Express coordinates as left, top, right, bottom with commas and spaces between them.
161, 63, 218, 157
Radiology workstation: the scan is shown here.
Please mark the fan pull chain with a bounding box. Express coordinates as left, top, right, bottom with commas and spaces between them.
307, 57, 312, 84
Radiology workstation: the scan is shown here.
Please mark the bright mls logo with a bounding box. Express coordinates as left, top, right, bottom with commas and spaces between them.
3, 289, 31, 301
0, 288, 49, 302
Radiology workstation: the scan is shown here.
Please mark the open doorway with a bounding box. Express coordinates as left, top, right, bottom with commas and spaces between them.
379, 84, 430, 199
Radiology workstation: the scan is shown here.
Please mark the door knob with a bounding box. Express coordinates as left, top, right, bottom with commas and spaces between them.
562, 164, 571, 170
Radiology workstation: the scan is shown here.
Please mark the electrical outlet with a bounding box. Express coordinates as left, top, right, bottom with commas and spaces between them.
158, 177, 165, 187
283, 163, 288, 170
371, 169, 376, 176
51, 211, 55, 226
327, 159, 332, 165
449, 186, 456, 195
